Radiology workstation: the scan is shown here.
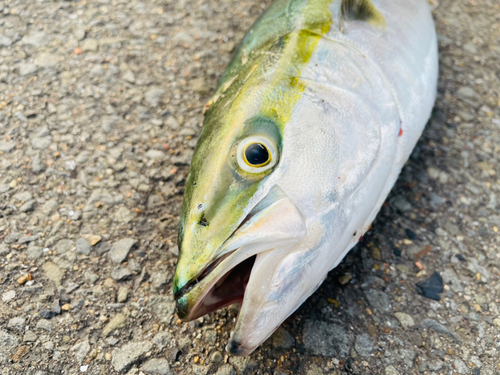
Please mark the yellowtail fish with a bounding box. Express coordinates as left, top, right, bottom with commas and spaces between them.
173, 0, 438, 356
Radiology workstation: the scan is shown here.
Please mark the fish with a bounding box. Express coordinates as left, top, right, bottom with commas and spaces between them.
173, 0, 438, 356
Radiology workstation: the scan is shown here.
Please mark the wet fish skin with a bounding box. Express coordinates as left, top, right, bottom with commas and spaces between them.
173, 0, 438, 356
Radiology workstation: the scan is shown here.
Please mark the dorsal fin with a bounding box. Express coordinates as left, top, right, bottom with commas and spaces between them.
340, 0, 386, 31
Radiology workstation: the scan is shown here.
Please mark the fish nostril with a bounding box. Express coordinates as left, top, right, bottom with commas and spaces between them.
199, 213, 209, 227
196, 204, 209, 226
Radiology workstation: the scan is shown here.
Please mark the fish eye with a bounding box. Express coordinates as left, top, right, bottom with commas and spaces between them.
244, 143, 270, 167
236, 135, 277, 174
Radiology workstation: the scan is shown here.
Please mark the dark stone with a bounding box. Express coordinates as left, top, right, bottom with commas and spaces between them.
415, 272, 443, 301
405, 229, 417, 240
394, 248, 401, 256
479, 226, 489, 238
39, 308, 55, 319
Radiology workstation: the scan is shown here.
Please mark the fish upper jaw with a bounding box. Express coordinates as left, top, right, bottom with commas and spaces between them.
173, 186, 307, 322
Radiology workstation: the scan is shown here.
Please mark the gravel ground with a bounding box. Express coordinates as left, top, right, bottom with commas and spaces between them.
0, 0, 499, 374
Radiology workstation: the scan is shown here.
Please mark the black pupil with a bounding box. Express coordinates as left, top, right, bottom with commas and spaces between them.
245, 143, 269, 166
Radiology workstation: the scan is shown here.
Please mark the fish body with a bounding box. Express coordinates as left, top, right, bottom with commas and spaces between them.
173, 0, 438, 355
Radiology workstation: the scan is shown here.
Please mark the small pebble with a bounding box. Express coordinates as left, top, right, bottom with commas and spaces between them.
2, 290, 16, 303
211, 351, 223, 363
117, 287, 129, 303
17, 274, 29, 285
23, 330, 38, 342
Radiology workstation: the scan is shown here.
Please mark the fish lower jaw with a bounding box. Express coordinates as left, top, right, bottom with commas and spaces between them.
226, 331, 256, 356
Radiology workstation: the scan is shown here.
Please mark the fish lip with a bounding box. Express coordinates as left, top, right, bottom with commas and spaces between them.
173, 250, 235, 302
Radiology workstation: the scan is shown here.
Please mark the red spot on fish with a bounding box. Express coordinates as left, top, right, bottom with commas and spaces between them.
398, 128, 403, 137
338, 177, 340, 179
358, 235, 363, 242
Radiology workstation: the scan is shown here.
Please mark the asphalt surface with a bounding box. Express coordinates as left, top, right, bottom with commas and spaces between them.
0, 0, 500, 374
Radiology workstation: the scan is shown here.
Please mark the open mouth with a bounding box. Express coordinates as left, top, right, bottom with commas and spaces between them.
174, 192, 271, 321
174, 186, 307, 323
174, 203, 262, 308
184, 255, 256, 320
